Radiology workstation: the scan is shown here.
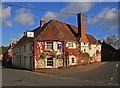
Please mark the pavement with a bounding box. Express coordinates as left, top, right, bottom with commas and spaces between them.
34, 62, 106, 76
2, 61, 120, 86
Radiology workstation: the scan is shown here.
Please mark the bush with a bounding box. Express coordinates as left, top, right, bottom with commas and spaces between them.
77, 53, 90, 65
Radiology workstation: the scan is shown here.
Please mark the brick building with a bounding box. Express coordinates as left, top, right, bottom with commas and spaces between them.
3, 42, 16, 64
12, 13, 101, 70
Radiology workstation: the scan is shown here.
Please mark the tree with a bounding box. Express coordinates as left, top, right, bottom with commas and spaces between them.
0, 46, 9, 54
102, 35, 119, 49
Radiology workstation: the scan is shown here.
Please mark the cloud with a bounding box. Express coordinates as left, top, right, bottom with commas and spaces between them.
19, 33, 23, 38
44, 2, 94, 20
44, 11, 56, 21
14, 8, 34, 26
0, 6, 12, 27
9, 33, 23, 42
9, 38, 18, 42
87, 7, 118, 30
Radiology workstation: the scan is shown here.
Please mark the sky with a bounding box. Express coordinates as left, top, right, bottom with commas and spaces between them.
1, 2, 119, 46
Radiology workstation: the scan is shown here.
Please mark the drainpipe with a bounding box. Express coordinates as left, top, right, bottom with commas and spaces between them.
32, 40, 35, 71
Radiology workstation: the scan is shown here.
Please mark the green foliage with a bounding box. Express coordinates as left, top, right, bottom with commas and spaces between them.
40, 52, 46, 59
52, 52, 56, 58
77, 53, 90, 65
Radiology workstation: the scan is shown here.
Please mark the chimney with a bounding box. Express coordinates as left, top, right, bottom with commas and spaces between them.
9, 43, 11, 47
77, 13, 88, 43
24, 32, 27, 36
12, 42, 15, 46
40, 16, 45, 27
77, 13, 85, 40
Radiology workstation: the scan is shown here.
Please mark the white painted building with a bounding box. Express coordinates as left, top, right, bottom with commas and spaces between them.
12, 13, 101, 70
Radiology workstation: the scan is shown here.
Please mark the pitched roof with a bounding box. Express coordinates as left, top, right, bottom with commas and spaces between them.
35, 19, 78, 41
86, 34, 100, 44
14, 19, 100, 48
13, 36, 34, 48
35, 19, 100, 44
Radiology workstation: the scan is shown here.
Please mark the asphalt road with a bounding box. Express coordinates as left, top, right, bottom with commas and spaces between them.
2, 61, 120, 86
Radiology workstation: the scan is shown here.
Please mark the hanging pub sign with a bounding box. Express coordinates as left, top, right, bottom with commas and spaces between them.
58, 44, 62, 49
57, 55, 63, 59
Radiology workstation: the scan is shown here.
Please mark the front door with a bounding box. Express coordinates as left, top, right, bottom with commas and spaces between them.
47, 58, 53, 67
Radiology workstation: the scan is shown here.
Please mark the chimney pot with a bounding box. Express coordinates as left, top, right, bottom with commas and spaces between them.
24, 32, 27, 36
12, 42, 15, 46
40, 16, 45, 27
9, 44, 11, 47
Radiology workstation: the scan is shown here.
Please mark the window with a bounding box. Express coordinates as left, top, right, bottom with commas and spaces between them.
30, 44, 33, 51
17, 48, 19, 53
68, 42, 73, 48
19, 47, 21, 53
72, 57, 74, 63
84, 49, 86, 53
89, 44, 91, 50
24, 46, 26, 52
46, 42, 53, 50
47, 58, 53, 66
84, 43, 86, 45
24, 56, 26, 66
90, 57, 92, 61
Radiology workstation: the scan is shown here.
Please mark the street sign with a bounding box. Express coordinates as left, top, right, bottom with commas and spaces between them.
58, 44, 62, 49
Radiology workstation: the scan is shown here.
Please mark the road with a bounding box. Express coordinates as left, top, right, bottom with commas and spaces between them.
2, 61, 120, 86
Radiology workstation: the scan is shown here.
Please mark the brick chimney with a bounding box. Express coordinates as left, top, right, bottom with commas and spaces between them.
12, 42, 16, 46
40, 16, 45, 27
24, 32, 27, 36
77, 13, 88, 43
9, 43, 11, 47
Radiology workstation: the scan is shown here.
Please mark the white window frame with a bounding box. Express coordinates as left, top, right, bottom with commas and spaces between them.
84, 49, 86, 53
47, 58, 53, 66
72, 57, 75, 63
68, 42, 74, 48
46, 42, 53, 50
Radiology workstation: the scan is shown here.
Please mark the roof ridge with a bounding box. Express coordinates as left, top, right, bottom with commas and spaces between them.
52, 19, 78, 28
52, 20, 65, 41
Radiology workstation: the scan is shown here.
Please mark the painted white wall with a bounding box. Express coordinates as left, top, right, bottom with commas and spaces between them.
69, 55, 77, 65
34, 41, 63, 69
66, 42, 76, 49
12, 42, 33, 70
80, 42, 89, 53
88, 44, 101, 57
27, 32, 34, 37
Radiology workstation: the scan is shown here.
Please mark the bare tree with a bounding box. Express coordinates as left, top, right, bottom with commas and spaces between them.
102, 35, 119, 49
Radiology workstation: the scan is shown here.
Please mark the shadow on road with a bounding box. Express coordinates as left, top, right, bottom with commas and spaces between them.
101, 59, 120, 62
2, 62, 28, 71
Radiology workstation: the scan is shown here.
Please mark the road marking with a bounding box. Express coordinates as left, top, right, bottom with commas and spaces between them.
111, 77, 113, 80
110, 63, 119, 86
116, 64, 118, 67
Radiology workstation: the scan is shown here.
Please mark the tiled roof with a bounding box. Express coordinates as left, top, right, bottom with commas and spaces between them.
35, 19, 79, 41
14, 19, 100, 48
35, 19, 100, 44
13, 36, 34, 48
86, 34, 100, 44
